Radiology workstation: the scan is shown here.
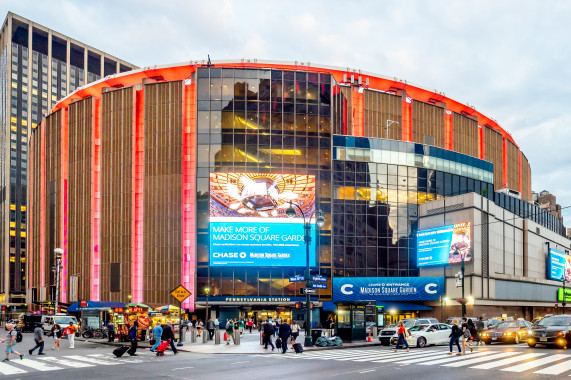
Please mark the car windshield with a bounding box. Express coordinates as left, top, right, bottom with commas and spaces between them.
497, 322, 518, 329
409, 325, 427, 332
538, 317, 571, 327
403, 320, 415, 328
54, 317, 77, 325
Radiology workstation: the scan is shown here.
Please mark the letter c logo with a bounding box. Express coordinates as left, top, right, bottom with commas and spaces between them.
341, 284, 354, 295
425, 283, 437, 294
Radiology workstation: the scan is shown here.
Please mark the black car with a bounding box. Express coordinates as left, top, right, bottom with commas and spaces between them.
21, 314, 42, 333
528, 315, 571, 348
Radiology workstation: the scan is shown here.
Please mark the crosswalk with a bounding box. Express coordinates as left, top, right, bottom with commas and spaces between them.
287, 348, 571, 375
0, 353, 145, 376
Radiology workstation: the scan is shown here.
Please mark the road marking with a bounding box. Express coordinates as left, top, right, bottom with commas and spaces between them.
230, 361, 250, 364
398, 352, 470, 365
359, 369, 376, 373
0, 361, 27, 375
534, 358, 571, 375
300, 351, 372, 360
440, 352, 518, 367
172, 366, 194, 370
373, 350, 452, 364
351, 352, 402, 361
63, 355, 121, 365
501, 354, 569, 372
37, 356, 96, 367
13, 358, 62, 371
470, 353, 546, 369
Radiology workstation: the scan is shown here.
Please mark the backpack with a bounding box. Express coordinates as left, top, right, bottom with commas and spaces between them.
15, 330, 23, 343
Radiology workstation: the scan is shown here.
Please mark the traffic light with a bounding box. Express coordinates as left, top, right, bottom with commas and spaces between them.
295, 302, 303, 309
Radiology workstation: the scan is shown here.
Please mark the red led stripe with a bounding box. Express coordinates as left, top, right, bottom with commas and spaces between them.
402, 96, 412, 142
445, 111, 453, 150
132, 89, 145, 303
61, 109, 68, 304
91, 98, 101, 301
351, 87, 364, 137
40, 121, 46, 288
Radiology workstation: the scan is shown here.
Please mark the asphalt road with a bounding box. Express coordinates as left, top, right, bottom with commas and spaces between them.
4, 332, 571, 379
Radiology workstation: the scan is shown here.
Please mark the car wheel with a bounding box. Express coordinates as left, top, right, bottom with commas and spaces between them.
417, 337, 426, 348
514, 335, 520, 344
528, 341, 536, 348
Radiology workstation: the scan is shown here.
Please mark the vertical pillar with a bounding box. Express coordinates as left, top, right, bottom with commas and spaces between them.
60, 109, 68, 304
445, 111, 453, 150
28, 121, 33, 295
401, 95, 412, 142
182, 78, 196, 312
91, 97, 102, 301
478, 126, 484, 160
518, 151, 522, 195
39, 121, 46, 288
502, 138, 507, 189
351, 87, 364, 137
132, 88, 144, 303
66, 40, 70, 95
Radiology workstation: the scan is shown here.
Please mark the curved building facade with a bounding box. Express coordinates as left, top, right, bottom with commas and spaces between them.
27, 61, 566, 322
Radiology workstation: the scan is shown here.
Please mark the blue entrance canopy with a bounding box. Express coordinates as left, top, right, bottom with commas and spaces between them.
68, 301, 126, 312
376, 302, 433, 311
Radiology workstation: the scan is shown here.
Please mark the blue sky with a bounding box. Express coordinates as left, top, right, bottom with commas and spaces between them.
4, 0, 571, 221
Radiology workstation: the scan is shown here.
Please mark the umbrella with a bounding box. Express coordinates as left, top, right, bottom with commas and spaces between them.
155, 305, 180, 313
126, 303, 152, 309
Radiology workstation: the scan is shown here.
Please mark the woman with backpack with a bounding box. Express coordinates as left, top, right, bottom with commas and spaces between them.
448, 319, 462, 355
393, 321, 410, 352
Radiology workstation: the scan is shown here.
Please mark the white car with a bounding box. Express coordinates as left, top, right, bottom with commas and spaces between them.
380, 318, 439, 346
393, 323, 452, 348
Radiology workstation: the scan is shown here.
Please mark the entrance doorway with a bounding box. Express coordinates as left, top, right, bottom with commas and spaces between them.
384, 312, 416, 326
245, 309, 292, 326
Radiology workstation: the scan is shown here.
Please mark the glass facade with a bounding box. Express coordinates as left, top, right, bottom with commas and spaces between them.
195, 67, 335, 299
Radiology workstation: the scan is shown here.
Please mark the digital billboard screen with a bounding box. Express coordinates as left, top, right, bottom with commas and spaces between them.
548, 248, 571, 281
209, 173, 316, 267
417, 222, 471, 267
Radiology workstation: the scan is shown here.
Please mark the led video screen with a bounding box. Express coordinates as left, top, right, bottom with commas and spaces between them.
548, 248, 571, 281
417, 222, 471, 267
209, 173, 316, 267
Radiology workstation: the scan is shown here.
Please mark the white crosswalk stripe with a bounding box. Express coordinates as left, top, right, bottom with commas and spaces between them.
37, 356, 96, 368
289, 348, 571, 375
0, 361, 27, 375
10, 358, 62, 371
63, 354, 122, 365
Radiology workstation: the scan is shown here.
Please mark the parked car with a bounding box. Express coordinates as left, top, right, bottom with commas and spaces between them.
21, 314, 43, 333
481, 320, 532, 344
42, 314, 80, 336
390, 323, 452, 348
528, 314, 571, 348
378, 318, 439, 346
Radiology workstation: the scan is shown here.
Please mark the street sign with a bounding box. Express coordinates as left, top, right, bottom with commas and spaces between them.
301, 288, 317, 294
170, 284, 192, 303
311, 275, 327, 282
289, 275, 305, 282
311, 283, 327, 289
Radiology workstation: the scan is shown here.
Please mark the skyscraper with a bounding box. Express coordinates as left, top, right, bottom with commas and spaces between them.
0, 12, 137, 308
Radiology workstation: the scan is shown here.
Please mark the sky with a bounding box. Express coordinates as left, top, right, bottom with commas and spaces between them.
3, 0, 571, 221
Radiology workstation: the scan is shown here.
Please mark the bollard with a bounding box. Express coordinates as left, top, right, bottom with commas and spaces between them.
202, 329, 207, 343
260, 331, 264, 345
190, 329, 197, 343
372, 326, 378, 339
180, 328, 186, 343
215, 329, 220, 345
234, 330, 240, 345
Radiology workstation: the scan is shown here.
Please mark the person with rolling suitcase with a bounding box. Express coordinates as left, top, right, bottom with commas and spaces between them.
127, 321, 138, 356
113, 345, 129, 358
155, 339, 170, 356
278, 319, 291, 354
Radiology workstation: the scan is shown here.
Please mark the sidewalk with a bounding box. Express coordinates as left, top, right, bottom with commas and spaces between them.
81, 330, 383, 354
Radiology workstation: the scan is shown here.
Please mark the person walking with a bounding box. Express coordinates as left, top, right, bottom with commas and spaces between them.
51, 324, 61, 350
262, 319, 275, 351
467, 318, 477, 346
290, 320, 300, 347
225, 319, 235, 345
393, 321, 410, 352
238, 319, 245, 336
448, 319, 462, 355
207, 318, 215, 341
107, 321, 115, 342
29, 323, 45, 356
247, 318, 253, 334
127, 321, 138, 356
278, 319, 291, 354
66, 322, 76, 349
475, 317, 485, 346
460, 317, 473, 355
196, 319, 203, 338
162, 322, 178, 354
150, 322, 163, 352
1, 323, 23, 362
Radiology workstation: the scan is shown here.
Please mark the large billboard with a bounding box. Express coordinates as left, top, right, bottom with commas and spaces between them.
332, 277, 445, 302
548, 248, 571, 282
209, 173, 316, 267
417, 222, 471, 267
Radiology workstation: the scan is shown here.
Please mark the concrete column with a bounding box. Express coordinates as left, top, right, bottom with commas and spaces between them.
47, 30, 52, 109
83, 48, 88, 84
65, 39, 70, 95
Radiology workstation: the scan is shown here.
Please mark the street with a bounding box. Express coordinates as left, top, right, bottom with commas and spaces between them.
4, 332, 571, 379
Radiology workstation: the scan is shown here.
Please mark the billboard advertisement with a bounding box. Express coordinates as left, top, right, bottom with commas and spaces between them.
209, 173, 316, 267
332, 277, 445, 302
417, 222, 471, 267
548, 248, 571, 281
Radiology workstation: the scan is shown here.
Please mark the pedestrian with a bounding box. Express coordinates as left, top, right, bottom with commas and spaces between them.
162, 321, 178, 354
262, 319, 275, 351
272, 319, 279, 337
278, 319, 291, 354
1, 323, 23, 362
29, 323, 45, 356
225, 319, 235, 345
393, 321, 410, 352
197, 319, 203, 337
448, 319, 462, 355
238, 318, 245, 336
207, 318, 215, 341
150, 322, 163, 352
247, 318, 253, 334
66, 322, 76, 349
475, 317, 485, 346
460, 317, 473, 354
467, 318, 477, 346
290, 320, 300, 347
185, 319, 190, 332
107, 321, 115, 342
51, 324, 61, 350
127, 321, 138, 356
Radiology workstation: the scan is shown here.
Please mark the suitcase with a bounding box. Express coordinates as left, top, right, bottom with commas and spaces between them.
156, 339, 170, 357
293, 343, 303, 354
113, 345, 129, 358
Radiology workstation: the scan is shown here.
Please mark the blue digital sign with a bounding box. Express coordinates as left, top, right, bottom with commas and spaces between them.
209, 219, 316, 266
548, 248, 570, 281
417, 222, 471, 267
332, 277, 445, 302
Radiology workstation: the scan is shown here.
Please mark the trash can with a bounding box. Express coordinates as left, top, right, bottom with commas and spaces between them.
311, 329, 323, 344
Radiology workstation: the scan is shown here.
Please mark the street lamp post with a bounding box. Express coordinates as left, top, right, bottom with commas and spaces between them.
286, 202, 325, 347
53, 248, 64, 315
453, 249, 472, 318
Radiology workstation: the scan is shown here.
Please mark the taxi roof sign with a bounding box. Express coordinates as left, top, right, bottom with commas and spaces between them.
170, 285, 192, 303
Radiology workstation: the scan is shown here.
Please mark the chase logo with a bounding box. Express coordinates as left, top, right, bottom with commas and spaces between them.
424, 283, 438, 294
340, 284, 354, 295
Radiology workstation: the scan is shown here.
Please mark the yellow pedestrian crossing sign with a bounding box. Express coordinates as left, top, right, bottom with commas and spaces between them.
170, 285, 192, 303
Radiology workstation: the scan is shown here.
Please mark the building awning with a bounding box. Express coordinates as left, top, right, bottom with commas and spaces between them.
68, 301, 126, 312
322, 301, 337, 311
377, 302, 433, 311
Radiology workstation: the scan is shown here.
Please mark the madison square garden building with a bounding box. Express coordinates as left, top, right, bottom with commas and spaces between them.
26, 60, 569, 327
